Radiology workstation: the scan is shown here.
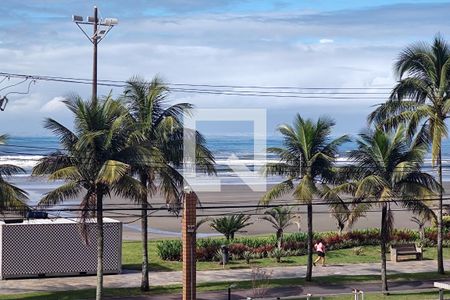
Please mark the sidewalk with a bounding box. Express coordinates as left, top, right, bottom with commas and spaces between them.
0, 260, 449, 295
134, 280, 438, 300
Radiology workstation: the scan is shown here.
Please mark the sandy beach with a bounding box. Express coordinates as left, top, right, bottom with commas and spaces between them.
13, 174, 449, 241
93, 183, 450, 241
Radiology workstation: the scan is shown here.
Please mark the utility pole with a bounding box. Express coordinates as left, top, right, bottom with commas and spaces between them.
92, 6, 98, 102
72, 8, 118, 300
72, 6, 118, 103
182, 189, 197, 300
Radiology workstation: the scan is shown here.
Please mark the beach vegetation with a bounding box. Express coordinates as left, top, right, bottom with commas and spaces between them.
32, 96, 149, 300
210, 214, 252, 241
325, 127, 439, 293
369, 34, 450, 274
0, 134, 28, 213
261, 115, 350, 281
260, 206, 295, 249
122, 76, 215, 291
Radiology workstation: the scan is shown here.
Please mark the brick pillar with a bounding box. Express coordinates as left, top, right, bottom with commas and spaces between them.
182, 190, 197, 300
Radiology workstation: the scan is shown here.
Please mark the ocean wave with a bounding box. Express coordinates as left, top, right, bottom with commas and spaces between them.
0, 155, 43, 169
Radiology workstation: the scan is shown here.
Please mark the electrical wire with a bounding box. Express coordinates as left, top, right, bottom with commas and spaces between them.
0, 71, 397, 100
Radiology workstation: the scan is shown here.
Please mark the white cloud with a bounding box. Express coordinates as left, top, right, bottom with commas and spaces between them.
39, 96, 66, 113
0, 2, 449, 135
319, 38, 334, 44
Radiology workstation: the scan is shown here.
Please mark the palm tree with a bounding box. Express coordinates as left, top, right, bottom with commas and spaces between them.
122, 76, 215, 291
261, 206, 294, 249
210, 214, 252, 241
0, 135, 28, 213
368, 34, 450, 274
32, 96, 147, 300
330, 204, 350, 235
261, 115, 349, 281
329, 127, 438, 293
411, 213, 431, 242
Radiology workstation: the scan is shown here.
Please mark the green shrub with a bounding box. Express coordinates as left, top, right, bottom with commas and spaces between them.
243, 251, 253, 264
352, 246, 364, 256
432, 215, 450, 229
269, 248, 286, 263
156, 227, 447, 261
156, 240, 182, 261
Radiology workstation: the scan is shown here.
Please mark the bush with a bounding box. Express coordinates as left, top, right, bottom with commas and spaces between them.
156, 240, 182, 261
432, 215, 450, 229
269, 248, 286, 263
352, 246, 364, 256
156, 227, 447, 261
282, 241, 305, 252
243, 251, 253, 264
253, 244, 275, 258
228, 243, 249, 260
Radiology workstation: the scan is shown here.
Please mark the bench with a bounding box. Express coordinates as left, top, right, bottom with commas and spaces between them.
390, 243, 423, 262
434, 282, 450, 300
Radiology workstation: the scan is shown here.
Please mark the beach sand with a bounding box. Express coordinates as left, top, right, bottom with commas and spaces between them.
95, 183, 450, 241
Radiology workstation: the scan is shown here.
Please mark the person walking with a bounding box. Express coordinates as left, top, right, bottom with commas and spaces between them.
313, 239, 326, 267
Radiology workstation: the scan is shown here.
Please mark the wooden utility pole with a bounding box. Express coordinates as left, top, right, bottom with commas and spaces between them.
182, 190, 197, 300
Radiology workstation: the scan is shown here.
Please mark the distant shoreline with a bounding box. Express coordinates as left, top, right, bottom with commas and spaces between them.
7, 165, 450, 241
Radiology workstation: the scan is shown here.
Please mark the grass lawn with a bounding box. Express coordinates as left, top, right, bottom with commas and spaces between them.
1, 272, 448, 300
122, 240, 450, 272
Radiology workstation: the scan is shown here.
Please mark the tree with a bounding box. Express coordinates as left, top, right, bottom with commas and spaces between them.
32, 96, 147, 300
261, 115, 349, 281
368, 34, 450, 274
411, 214, 431, 242
122, 76, 215, 291
330, 204, 350, 235
0, 134, 28, 212
210, 214, 252, 241
328, 127, 438, 293
261, 206, 294, 249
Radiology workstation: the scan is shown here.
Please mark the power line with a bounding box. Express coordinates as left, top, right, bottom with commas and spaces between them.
5, 195, 450, 213
0, 71, 395, 100
0, 71, 393, 90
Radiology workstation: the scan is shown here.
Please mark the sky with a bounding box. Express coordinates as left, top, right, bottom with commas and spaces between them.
0, 0, 448, 137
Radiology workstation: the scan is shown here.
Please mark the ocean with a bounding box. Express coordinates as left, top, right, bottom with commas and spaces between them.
1, 135, 450, 200
1, 135, 448, 236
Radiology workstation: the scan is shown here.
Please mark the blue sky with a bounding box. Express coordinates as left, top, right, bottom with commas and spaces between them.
0, 0, 448, 136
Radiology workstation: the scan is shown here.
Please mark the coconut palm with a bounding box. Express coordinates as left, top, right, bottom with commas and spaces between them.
32, 96, 148, 300
329, 127, 438, 292
0, 135, 28, 212
210, 214, 252, 241
261, 206, 294, 249
261, 115, 349, 281
122, 76, 215, 291
368, 34, 450, 274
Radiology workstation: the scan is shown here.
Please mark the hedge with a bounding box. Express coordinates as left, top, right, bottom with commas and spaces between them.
155, 228, 449, 262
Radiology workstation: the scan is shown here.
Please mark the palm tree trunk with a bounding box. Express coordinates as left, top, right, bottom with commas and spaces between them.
140, 174, 150, 291
141, 201, 149, 291
438, 148, 445, 274
277, 230, 282, 250
306, 203, 313, 281
96, 192, 104, 300
381, 204, 388, 294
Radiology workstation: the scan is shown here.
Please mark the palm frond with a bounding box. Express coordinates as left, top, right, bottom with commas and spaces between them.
261, 180, 294, 204
38, 181, 82, 207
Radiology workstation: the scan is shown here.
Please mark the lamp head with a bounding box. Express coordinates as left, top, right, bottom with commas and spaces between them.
103, 18, 118, 26
72, 15, 83, 22
0, 96, 8, 111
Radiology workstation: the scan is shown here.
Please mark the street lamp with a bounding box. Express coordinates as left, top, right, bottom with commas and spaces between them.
72, 6, 118, 102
